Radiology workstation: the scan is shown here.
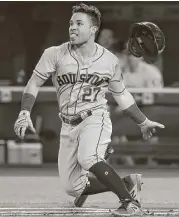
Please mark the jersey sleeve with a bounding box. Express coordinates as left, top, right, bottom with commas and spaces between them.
108, 62, 126, 95
33, 47, 56, 80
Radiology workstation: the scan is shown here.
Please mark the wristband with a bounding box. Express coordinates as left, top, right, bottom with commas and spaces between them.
123, 103, 147, 124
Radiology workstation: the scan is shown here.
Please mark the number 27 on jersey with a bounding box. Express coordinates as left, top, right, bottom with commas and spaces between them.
82, 87, 101, 102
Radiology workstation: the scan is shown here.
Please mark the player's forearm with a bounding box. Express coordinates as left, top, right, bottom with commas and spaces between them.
21, 73, 45, 113
21, 89, 38, 113
112, 89, 147, 124
24, 80, 40, 98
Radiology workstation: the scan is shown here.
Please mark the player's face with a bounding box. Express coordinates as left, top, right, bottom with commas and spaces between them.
69, 12, 96, 45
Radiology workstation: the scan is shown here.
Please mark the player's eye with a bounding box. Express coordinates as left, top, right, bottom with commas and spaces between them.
69, 21, 74, 26
77, 22, 83, 26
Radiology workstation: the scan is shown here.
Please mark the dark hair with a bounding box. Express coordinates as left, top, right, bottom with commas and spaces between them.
72, 3, 101, 32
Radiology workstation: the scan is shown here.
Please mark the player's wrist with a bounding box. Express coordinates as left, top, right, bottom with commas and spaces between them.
19, 110, 30, 117
21, 93, 36, 113
123, 102, 147, 124
137, 118, 150, 127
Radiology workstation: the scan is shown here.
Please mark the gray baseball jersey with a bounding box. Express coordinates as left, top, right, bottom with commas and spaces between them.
33, 42, 124, 198
34, 42, 122, 115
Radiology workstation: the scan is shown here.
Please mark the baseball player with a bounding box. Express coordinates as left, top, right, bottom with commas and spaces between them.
123, 54, 164, 88
14, 3, 165, 216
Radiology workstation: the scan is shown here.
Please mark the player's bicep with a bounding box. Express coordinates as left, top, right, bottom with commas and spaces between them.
34, 47, 56, 80
108, 63, 126, 95
30, 73, 46, 87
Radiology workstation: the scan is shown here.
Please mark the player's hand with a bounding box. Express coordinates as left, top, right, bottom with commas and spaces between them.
14, 110, 36, 139
138, 118, 165, 140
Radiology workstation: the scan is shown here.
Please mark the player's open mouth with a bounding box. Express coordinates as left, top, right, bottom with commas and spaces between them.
70, 33, 78, 37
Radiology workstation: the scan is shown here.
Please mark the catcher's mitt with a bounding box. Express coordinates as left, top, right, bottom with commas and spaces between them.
128, 22, 165, 60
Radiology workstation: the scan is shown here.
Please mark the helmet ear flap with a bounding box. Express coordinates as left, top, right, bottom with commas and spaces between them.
128, 36, 142, 58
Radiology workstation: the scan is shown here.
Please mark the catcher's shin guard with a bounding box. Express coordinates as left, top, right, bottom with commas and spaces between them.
74, 146, 114, 207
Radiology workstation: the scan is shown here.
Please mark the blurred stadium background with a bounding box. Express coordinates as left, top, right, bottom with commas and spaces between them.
0, 1, 179, 168
1, 1, 179, 216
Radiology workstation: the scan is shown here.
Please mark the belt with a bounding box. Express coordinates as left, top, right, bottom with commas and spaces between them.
61, 110, 92, 126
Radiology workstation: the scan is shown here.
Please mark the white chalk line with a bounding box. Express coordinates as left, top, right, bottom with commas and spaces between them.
0, 208, 179, 216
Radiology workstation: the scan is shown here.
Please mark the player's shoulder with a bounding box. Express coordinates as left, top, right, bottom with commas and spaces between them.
44, 42, 69, 55
141, 61, 162, 78
96, 43, 118, 64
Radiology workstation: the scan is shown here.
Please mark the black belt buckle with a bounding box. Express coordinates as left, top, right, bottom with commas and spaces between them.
71, 116, 83, 126
62, 110, 92, 126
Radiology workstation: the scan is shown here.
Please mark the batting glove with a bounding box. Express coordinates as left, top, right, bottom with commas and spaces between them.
14, 110, 36, 139
138, 118, 165, 140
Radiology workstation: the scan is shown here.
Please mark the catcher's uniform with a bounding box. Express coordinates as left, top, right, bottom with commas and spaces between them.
123, 60, 164, 88
34, 42, 122, 197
